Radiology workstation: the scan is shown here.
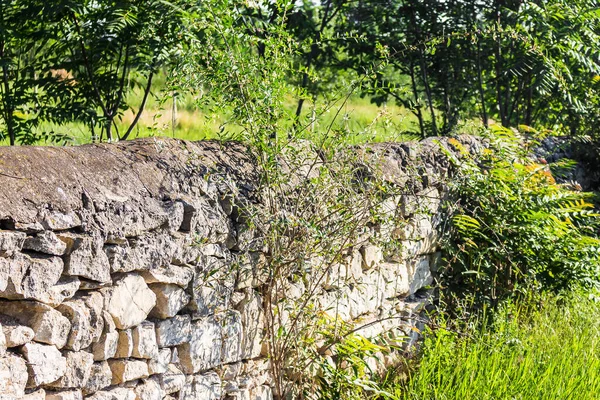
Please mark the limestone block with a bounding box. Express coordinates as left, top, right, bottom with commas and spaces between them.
108, 359, 149, 384
22, 389, 46, 399
177, 316, 222, 374
60, 233, 111, 283
115, 329, 133, 358
57, 299, 95, 351
23, 231, 67, 255
165, 201, 185, 232
160, 364, 185, 394
148, 348, 171, 375
218, 311, 243, 364
190, 257, 234, 317
105, 233, 178, 274
0, 253, 65, 305
20, 342, 67, 387
82, 361, 112, 395
82, 291, 105, 341
132, 321, 158, 359
92, 312, 118, 361
238, 292, 264, 360
0, 323, 4, 357
0, 353, 27, 397
104, 273, 156, 329
45, 390, 83, 400
0, 300, 71, 348
134, 377, 164, 400
48, 350, 94, 389
86, 387, 136, 400
0, 230, 26, 257
250, 385, 273, 400
407, 256, 432, 295
179, 372, 221, 400
155, 315, 191, 348
148, 283, 190, 319
179, 197, 230, 243
360, 245, 383, 270
140, 264, 193, 287
41, 211, 81, 231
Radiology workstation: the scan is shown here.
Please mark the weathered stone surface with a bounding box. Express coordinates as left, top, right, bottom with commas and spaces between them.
155, 315, 191, 348
0, 300, 71, 348
115, 329, 133, 358
134, 377, 164, 400
21, 342, 67, 387
57, 299, 96, 351
22, 388, 46, 399
190, 257, 234, 317
160, 364, 185, 394
237, 292, 264, 360
0, 253, 65, 305
0, 323, 5, 357
179, 372, 222, 400
0, 230, 26, 257
45, 390, 83, 400
360, 245, 383, 270
148, 348, 171, 375
48, 350, 94, 389
132, 321, 158, 359
108, 359, 149, 384
104, 274, 156, 329
177, 316, 222, 374
23, 231, 67, 255
140, 264, 193, 287
92, 312, 118, 361
148, 283, 190, 319
105, 233, 178, 273
60, 233, 111, 283
41, 211, 81, 231
219, 311, 243, 365
86, 387, 136, 400
82, 361, 112, 395
0, 353, 27, 397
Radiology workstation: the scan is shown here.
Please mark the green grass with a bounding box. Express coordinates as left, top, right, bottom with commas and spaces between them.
391, 294, 600, 400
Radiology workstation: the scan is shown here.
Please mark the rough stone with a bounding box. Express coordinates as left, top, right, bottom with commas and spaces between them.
115, 329, 134, 358
105, 233, 178, 274
45, 390, 83, 400
134, 377, 164, 400
132, 321, 159, 359
0, 323, 4, 357
57, 299, 96, 351
179, 372, 221, 400
21, 342, 67, 387
48, 350, 94, 389
0, 353, 28, 397
190, 257, 234, 317
160, 364, 185, 394
0, 230, 26, 257
219, 311, 243, 364
82, 361, 112, 395
148, 283, 190, 319
60, 233, 111, 283
177, 316, 222, 374
155, 315, 191, 348
86, 387, 136, 400
23, 231, 67, 255
22, 389, 46, 399
238, 292, 264, 359
148, 348, 171, 375
360, 245, 383, 270
108, 359, 149, 384
104, 273, 156, 329
92, 312, 118, 361
41, 211, 81, 231
0, 300, 71, 348
140, 264, 193, 287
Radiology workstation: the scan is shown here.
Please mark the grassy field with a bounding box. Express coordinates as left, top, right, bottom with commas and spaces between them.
389, 294, 600, 400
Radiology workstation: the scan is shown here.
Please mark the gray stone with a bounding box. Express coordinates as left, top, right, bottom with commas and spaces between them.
132, 321, 159, 359
218, 311, 243, 364
155, 315, 191, 348
148, 348, 171, 375
177, 316, 222, 374
0, 353, 27, 397
108, 359, 149, 384
57, 297, 100, 351
160, 364, 185, 394
0, 230, 26, 257
148, 283, 190, 319
140, 264, 193, 287
41, 210, 81, 231
82, 361, 112, 395
60, 233, 111, 283
47, 350, 94, 389
238, 292, 264, 359
21, 342, 67, 387
134, 377, 164, 400
104, 273, 156, 329
23, 231, 67, 255
92, 312, 118, 361
86, 387, 136, 400
0, 323, 4, 357
0, 300, 71, 348
105, 233, 178, 274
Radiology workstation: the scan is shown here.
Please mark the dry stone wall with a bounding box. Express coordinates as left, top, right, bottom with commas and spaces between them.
0, 136, 481, 399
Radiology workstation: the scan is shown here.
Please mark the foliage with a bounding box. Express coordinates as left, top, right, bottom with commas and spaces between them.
389, 293, 600, 399
440, 127, 600, 312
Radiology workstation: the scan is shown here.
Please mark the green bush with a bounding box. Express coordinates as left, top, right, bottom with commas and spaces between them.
440, 127, 600, 312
